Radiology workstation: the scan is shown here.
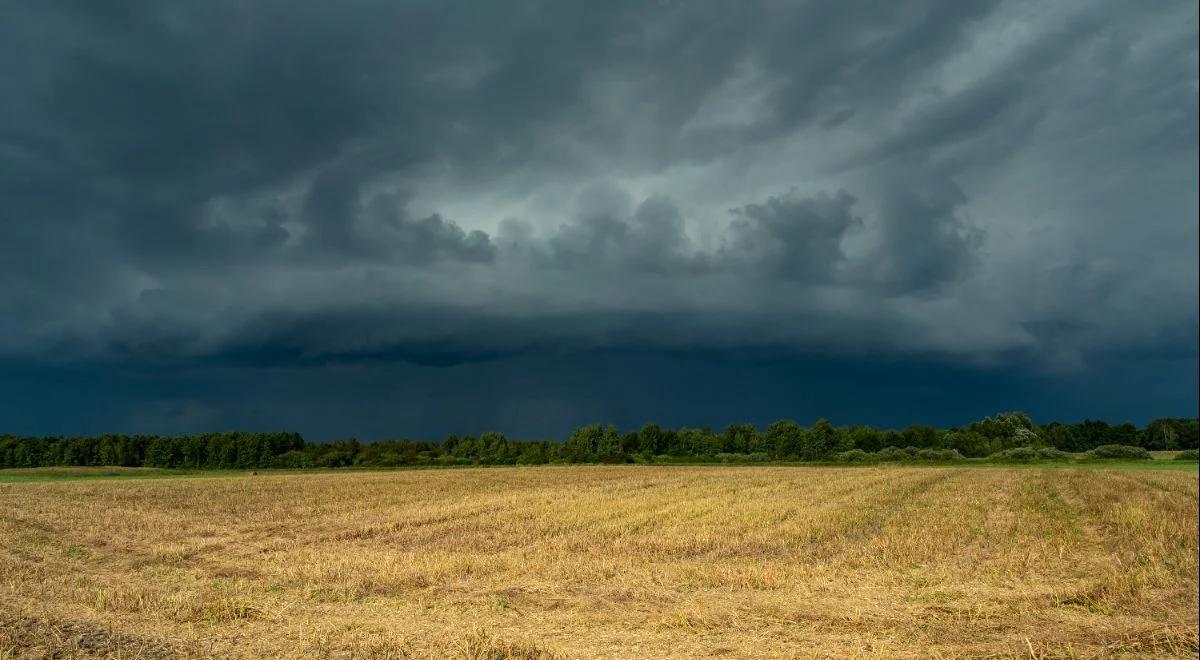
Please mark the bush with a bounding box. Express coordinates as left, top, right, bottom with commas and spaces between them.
834, 449, 876, 463
875, 446, 911, 462
988, 446, 1073, 462
270, 450, 314, 469
708, 452, 770, 463
989, 447, 1041, 462
1036, 447, 1071, 460
914, 448, 964, 461
652, 454, 719, 464
1174, 449, 1199, 461
1085, 445, 1152, 460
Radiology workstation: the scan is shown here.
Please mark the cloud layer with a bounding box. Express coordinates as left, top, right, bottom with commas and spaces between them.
2, 1, 1196, 410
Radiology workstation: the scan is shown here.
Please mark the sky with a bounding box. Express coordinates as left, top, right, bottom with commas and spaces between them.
2, 1, 1197, 440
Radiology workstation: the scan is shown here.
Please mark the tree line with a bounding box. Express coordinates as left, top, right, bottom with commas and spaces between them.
1, 414, 1196, 470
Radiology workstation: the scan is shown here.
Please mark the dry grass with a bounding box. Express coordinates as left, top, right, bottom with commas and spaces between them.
1, 466, 1196, 658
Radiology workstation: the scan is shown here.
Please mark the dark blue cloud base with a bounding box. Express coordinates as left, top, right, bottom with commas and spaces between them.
2, 1, 1195, 439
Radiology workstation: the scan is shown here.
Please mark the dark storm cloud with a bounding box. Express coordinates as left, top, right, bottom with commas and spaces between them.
2, 348, 1195, 440
720, 190, 860, 282
1, 0, 1196, 383
867, 178, 980, 294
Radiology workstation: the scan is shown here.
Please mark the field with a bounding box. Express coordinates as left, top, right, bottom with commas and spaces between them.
1, 465, 1197, 658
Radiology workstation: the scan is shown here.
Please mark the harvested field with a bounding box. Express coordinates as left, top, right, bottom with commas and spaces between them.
1, 465, 1197, 658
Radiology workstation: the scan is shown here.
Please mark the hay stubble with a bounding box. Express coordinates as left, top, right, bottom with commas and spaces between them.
1, 466, 1196, 658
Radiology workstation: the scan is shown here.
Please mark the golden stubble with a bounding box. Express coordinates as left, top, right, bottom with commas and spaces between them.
1, 466, 1196, 658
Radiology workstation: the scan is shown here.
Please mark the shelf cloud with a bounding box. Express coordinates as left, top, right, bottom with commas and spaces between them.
2, 0, 1195, 437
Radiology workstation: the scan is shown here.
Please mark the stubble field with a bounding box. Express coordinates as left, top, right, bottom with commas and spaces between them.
1, 465, 1197, 658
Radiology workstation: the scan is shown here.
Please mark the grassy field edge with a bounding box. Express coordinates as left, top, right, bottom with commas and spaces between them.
2, 457, 1196, 483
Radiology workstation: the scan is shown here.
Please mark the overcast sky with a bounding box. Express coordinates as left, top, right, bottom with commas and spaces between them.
2, 0, 1196, 439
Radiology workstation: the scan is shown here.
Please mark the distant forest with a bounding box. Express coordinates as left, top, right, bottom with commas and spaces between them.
1, 414, 1197, 470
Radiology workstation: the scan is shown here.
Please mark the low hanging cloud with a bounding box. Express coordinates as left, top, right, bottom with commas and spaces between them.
867, 179, 981, 295
0, 0, 1195, 376
720, 189, 861, 282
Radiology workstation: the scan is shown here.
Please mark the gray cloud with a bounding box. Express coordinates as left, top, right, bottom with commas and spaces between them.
720, 190, 860, 282
1, 0, 1195, 376
867, 177, 980, 294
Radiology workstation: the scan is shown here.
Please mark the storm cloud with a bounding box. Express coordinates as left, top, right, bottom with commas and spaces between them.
1, 0, 1196, 437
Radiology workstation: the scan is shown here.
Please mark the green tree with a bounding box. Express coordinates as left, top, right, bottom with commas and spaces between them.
802, 419, 838, 460
766, 420, 804, 459
144, 437, 179, 468
842, 426, 883, 452
1140, 419, 1179, 450
944, 430, 996, 457
637, 424, 665, 455
721, 424, 758, 454
596, 426, 627, 463
564, 425, 603, 462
